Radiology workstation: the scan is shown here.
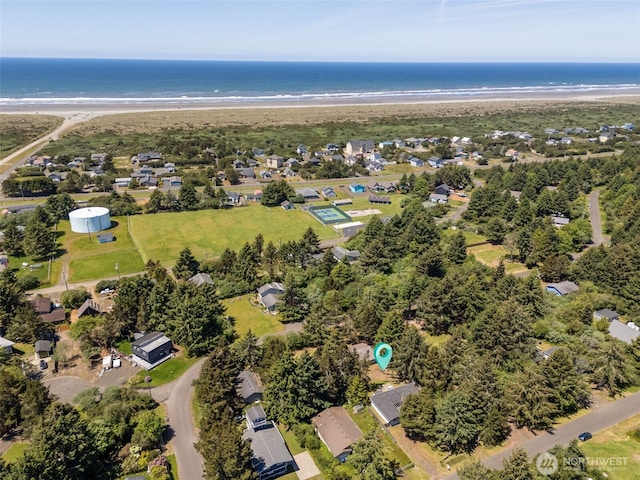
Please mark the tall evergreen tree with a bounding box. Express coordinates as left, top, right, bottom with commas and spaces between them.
23, 220, 56, 260
392, 325, 428, 383
447, 231, 467, 265
1, 217, 24, 256
178, 182, 199, 210
348, 432, 398, 480
173, 247, 200, 281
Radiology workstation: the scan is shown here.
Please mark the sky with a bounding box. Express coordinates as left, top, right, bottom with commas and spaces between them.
1, 0, 639, 62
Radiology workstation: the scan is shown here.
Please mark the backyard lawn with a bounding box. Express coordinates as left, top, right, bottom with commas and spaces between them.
62, 218, 145, 282
1, 442, 28, 463
129, 205, 341, 265
223, 294, 285, 338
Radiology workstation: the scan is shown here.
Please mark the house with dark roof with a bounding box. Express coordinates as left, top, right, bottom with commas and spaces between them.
295, 188, 320, 201
236, 370, 264, 404
429, 193, 448, 204
131, 332, 173, 370
77, 299, 104, 318
257, 282, 285, 312
409, 157, 424, 167
239, 168, 256, 179
546, 281, 580, 296
243, 422, 295, 480
428, 156, 443, 168
609, 320, 640, 344
369, 195, 391, 205
31, 297, 66, 324
434, 183, 451, 196
322, 187, 337, 198
137, 152, 163, 162
35, 340, 52, 359
312, 407, 363, 462
593, 309, 620, 322
246, 405, 269, 431
371, 382, 419, 426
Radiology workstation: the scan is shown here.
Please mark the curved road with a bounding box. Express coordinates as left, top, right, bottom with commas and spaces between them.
443, 390, 640, 480
151, 358, 207, 480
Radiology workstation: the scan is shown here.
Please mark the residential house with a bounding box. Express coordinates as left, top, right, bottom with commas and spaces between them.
31, 297, 66, 324
429, 193, 448, 204
312, 407, 363, 462
260, 170, 272, 180
561, 137, 573, 145
247, 159, 258, 168
164, 176, 182, 187
608, 320, 640, 344
246, 191, 263, 202
246, 405, 269, 431
137, 152, 163, 162
544, 128, 559, 135
0, 336, 15, 354
326, 143, 340, 151
226, 192, 242, 205
285, 158, 300, 168
35, 340, 52, 359
369, 195, 391, 205
131, 332, 173, 370
92, 153, 107, 163
239, 168, 256, 179
345, 140, 375, 155
77, 299, 104, 318
281, 167, 296, 178
258, 282, 285, 312
546, 281, 580, 296
349, 343, 374, 363
428, 156, 443, 168
236, 370, 264, 404
115, 177, 132, 188
295, 188, 320, 201
233, 160, 246, 169
505, 149, 519, 159
66, 160, 81, 168
371, 382, 420, 427
593, 309, 620, 322
434, 183, 451, 196
164, 162, 176, 172
338, 222, 365, 238
252, 148, 266, 158
546, 139, 559, 146
188, 272, 214, 287
296, 144, 308, 155
138, 176, 158, 188
364, 160, 383, 172
331, 246, 360, 263
280, 200, 294, 210
349, 184, 366, 194
322, 187, 337, 198
551, 216, 569, 227
599, 132, 615, 143
266, 155, 284, 169
367, 152, 382, 162
242, 421, 294, 480
622, 123, 635, 131
409, 157, 424, 167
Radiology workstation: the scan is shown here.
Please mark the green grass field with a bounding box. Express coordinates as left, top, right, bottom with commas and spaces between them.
580, 414, 640, 480
223, 294, 285, 337
129, 204, 341, 265
1, 442, 29, 463
62, 218, 145, 282
130, 356, 198, 387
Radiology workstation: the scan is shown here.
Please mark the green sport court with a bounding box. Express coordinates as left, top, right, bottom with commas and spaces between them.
308, 205, 352, 225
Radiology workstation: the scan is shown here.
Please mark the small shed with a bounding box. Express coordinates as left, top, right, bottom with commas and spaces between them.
281, 200, 295, 210
96, 232, 115, 243
35, 340, 52, 359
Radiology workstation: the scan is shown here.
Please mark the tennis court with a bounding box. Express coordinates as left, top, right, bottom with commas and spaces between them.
308, 205, 352, 225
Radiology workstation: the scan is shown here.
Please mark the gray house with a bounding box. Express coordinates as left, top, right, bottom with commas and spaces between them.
593, 309, 620, 322
243, 422, 295, 480
546, 281, 580, 296
131, 332, 173, 370
0, 336, 15, 354
237, 370, 264, 404
332, 246, 360, 263
257, 282, 285, 312
35, 340, 52, 359
371, 382, 420, 426
608, 320, 640, 345
246, 404, 269, 431
188, 272, 214, 287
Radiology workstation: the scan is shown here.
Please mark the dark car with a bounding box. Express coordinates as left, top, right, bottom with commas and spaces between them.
578, 432, 592, 441
39, 359, 47, 370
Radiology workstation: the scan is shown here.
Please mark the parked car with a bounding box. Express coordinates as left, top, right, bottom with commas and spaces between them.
578, 432, 592, 441
39, 359, 48, 370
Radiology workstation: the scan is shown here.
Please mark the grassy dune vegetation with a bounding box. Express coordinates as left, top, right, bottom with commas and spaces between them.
0, 114, 62, 159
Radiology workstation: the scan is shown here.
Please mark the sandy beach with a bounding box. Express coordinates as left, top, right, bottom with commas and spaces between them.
1, 90, 639, 137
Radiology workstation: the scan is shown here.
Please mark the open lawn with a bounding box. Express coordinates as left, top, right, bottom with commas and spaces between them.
441, 228, 487, 246
1, 442, 29, 463
223, 294, 285, 338
6, 248, 62, 289
278, 424, 306, 456
580, 414, 640, 480
129, 205, 341, 265
62, 218, 145, 282
130, 356, 198, 387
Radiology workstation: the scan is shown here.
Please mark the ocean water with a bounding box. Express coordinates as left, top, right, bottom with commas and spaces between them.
1, 58, 639, 105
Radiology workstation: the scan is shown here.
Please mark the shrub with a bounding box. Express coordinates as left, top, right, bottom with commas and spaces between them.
61, 288, 90, 308
18, 275, 40, 290
95, 279, 119, 293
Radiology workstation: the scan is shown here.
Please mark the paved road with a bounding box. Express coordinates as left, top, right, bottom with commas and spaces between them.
443, 390, 640, 479
157, 358, 207, 480
588, 189, 604, 247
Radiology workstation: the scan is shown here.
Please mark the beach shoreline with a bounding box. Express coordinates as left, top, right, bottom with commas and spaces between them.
2, 89, 640, 119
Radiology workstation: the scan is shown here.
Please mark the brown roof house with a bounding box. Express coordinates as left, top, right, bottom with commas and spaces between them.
31, 296, 66, 324
312, 407, 363, 462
